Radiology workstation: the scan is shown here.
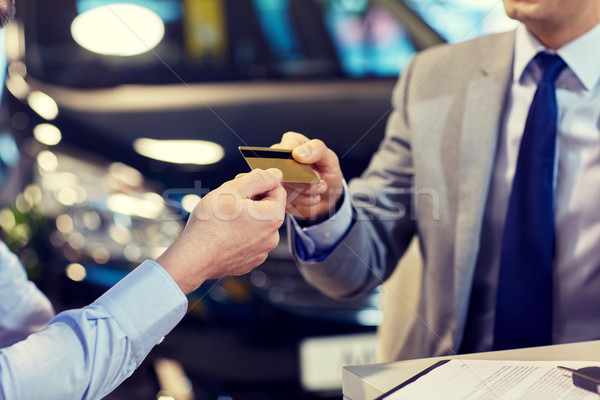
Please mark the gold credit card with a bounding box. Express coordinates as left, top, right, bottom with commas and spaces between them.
238, 146, 320, 184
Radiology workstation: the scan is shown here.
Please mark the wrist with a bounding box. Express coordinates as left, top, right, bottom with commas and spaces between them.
156, 240, 207, 295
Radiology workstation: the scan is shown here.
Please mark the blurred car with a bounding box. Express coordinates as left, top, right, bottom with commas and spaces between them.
0, 0, 515, 398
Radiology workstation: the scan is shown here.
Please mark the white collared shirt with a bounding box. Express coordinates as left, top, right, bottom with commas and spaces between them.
462, 22, 600, 352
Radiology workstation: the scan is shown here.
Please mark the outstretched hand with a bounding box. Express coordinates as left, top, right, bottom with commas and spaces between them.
271, 131, 344, 222
157, 168, 286, 294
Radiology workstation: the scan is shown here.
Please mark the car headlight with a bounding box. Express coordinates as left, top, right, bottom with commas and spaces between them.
33, 147, 184, 279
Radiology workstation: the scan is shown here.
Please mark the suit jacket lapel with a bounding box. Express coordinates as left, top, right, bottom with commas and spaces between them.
453, 31, 516, 348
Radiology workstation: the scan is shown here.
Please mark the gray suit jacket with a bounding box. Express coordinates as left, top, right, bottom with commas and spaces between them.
289, 31, 516, 360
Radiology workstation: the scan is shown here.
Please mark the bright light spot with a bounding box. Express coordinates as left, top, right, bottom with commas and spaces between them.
109, 223, 132, 245
56, 214, 74, 233
144, 192, 163, 204
8, 61, 27, 78
13, 224, 31, 244
24, 185, 43, 205
41, 172, 78, 191
133, 138, 224, 165
161, 220, 183, 237
33, 123, 62, 146
5, 23, 22, 62
181, 194, 200, 213
151, 246, 167, 259
68, 232, 86, 250
71, 4, 165, 56
27, 91, 59, 120
15, 194, 32, 213
107, 193, 164, 219
66, 263, 87, 282
0, 209, 16, 231
5, 75, 29, 100
355, 309, 383, 326
92, 247, 110, 264
56, 187, 79, 206
82, 211, 102, 231
124, 244, 141, 262
37, 151, 59, 171
74, 186, 88, 203
109, 162, 143, 187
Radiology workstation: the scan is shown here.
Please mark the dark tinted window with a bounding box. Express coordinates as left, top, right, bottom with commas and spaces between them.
22, 0, 514, 88
23, 0, 427, 87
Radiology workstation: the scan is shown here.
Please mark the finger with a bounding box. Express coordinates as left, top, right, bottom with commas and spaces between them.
293, 140, 340, 176
282, 182, 312, 192
233, 168, 283, 199
261, 185, 287, 220
260, 183, 287, 203
235, 172, 248, 180
248, 200, 286, 225
284, 182, 327, 197
292, 138, 331, 164
251, 182, 285, 202
284, 185, 322, 207
273, 131, 310, 150
288, 194, 321, 207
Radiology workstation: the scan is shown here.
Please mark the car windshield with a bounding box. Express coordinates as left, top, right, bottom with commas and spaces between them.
22, 0, 515, 88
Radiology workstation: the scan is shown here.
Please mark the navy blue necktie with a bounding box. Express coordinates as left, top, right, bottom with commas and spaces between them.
494, 53, 566, 350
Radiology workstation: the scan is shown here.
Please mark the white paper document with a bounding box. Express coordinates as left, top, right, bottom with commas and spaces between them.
382, 359, 600, 399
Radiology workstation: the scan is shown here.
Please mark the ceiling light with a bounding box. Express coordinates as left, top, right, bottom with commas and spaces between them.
71, 4, 164, 56
133, 139, 225, 165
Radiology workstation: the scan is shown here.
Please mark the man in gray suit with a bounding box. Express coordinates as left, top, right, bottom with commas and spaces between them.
273, 0, 600, 360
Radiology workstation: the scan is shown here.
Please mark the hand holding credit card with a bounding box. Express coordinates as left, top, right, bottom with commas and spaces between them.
239, 146, 320, 184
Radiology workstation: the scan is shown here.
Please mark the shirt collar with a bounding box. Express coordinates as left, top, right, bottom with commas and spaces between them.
513, 22, 600, 91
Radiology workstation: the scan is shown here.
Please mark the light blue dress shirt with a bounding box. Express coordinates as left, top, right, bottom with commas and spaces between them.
289, 180, 353, 260
293, 22, 600, 351
0, 241, 188, 400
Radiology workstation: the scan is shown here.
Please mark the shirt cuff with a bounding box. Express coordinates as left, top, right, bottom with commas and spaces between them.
93, 260, 188, 365
291, 180, 353, 258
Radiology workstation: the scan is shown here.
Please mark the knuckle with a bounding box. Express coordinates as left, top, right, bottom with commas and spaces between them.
250, 168, 270, 185
270, 232, 281, 249
258, 253, 269, 265
311, 138, 325, 149
282, 131, 308, 146
276, 186, 288, 201
326, 148, 340, 164
219, 180, 235, 192
282, 131, 298, 140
